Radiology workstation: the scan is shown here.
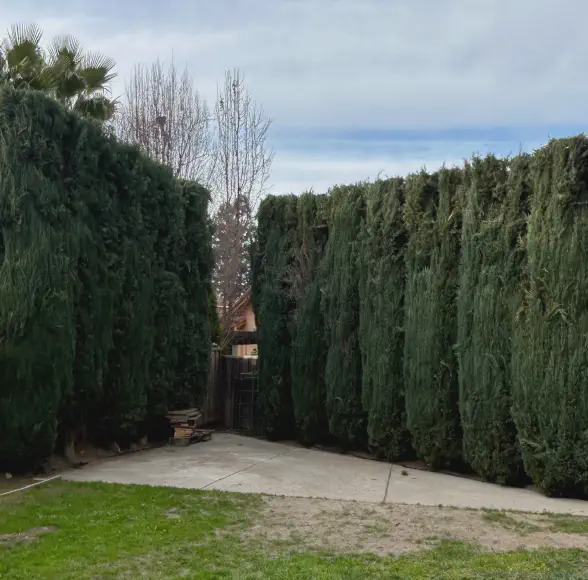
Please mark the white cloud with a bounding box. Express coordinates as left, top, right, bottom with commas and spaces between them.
0, 0, 585, 192
271, 154, 465, 195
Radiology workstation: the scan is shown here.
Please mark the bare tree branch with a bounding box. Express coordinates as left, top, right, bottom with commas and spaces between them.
116, 64, 272, 332
115, 59, 215, 184
210, 68, 273, 213
211, 68, 274, 326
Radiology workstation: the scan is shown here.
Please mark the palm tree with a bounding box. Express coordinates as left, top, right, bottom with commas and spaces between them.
0, 23, 117, 121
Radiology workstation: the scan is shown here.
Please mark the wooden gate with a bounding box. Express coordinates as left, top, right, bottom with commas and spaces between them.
200, 347, 260, 434
222, 355, 260, 433
200, 347, 223, 425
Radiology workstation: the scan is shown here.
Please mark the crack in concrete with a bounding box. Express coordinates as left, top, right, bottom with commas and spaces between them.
382, 464, 393, 504
199, 447, 296, 490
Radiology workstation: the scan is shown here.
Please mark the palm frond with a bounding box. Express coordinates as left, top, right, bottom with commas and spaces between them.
80, 66, 117, 94
7, 22, 43, 48
4, 23, 45, 70
0, 22, 116, 122
8, 65, 54, 91
5, 41, 43, 70
54, 71, 85, 100
83, 51, 115, 73
47, 35, 83, 69
27, 65, 58, 91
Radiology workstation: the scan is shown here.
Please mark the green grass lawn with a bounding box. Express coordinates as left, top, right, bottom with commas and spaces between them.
1, 480, 588, 579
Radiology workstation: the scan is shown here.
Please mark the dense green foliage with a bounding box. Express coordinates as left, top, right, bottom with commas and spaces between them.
457, 155, 529, 484
0, 88, 212, 471
252, 195, 298, 439
403, 169, 462, 468
173, 181, 215, 410
358, 178, 410, 459
254, 134, 588, 498
322, 185, 367, 444
0, 23, 117, 120
512, 137, 588, 497
289, 193, 330, 443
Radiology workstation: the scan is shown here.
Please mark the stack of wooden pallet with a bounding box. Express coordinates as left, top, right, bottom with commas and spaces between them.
166, 408, 213, 446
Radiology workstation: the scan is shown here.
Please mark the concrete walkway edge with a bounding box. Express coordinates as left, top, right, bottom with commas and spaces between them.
63, 433, 588, 516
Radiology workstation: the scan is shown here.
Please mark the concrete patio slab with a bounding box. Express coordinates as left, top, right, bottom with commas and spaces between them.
384, 464, 588, 515
64, 434, 295, 490
62, 433, 588, 515
210, 446, 390, 502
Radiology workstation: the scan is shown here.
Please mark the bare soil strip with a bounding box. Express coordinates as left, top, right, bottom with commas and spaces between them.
242, 496, 588, 556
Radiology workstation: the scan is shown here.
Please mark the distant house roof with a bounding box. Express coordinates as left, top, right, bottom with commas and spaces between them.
231, 290, 252, 331
231, 290, 252, 316
216, 290, 253, 331
215, 290, 250, 313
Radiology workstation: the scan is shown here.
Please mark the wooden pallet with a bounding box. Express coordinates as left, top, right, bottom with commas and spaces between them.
169, 429, 213, 446
166, 408, 202, 425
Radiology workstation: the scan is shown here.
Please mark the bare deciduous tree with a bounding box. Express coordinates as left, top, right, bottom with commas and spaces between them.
211, 68, 273, 211
117, 64, 273, 336
211, 69, 274, 326
116, 59, 214, 183
213, 196, 255, 331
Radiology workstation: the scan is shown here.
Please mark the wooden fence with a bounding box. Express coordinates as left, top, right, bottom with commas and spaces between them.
200, 348, 260, 434
200, 347, 223, 426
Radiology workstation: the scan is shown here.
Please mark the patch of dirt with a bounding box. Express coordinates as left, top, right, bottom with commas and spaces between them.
165, 507, 183, 519
242, 496, 588, 556
0, 477, 36, 493
47, 439, 154, 474
0, 526, 57, 547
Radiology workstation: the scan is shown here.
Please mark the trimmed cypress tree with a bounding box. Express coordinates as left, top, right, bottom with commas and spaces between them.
403, 168, 463, 468
175, 182, 214, 408
322, 184, 367, 445
457, 154, 527, 484
358, 178, 410, 458
66, 126, 131, 445
252, 195, 298, 439
289, 192, 330, 444
0, 88, 213, 471
100, 150, 175, 444
512, 137, 588, 497
0, 95, 78, 470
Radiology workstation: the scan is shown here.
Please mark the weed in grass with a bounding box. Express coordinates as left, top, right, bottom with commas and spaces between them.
482, 510, 541, 534
541, 514, 588, 535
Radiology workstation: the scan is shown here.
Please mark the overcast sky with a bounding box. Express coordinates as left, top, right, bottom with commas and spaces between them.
1, 0, 584, 194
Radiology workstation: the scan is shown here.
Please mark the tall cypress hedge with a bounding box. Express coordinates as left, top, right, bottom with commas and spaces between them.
251, 135, 588, 499
512, 137, 588, 496
0, 93, 78, 469
97, 149, 174, 443
252, 194, 298, 439
0, 88, 212, 471
290, 193, 330, 444
357, 178, 410, 458
403, 168, 463, 468
175, 182, 215, 407
65, 124, 123, 447
457, 154, 527, 484
322, 184, 366, 445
